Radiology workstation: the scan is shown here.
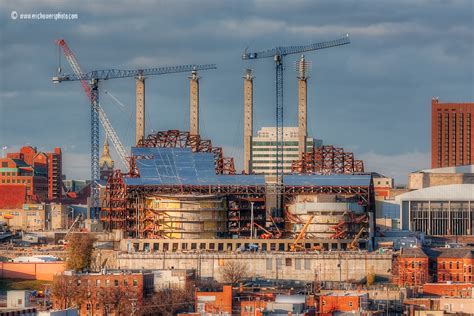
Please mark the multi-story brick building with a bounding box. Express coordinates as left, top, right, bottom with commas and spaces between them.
395, 248, 430, 286
52, 271, 154, 316
0, 158, 48, 202
436, 248, 474, 283
431, 99, 474, 168
0, 146, 62, 204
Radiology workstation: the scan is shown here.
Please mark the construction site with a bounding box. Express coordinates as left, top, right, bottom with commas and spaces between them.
54, 36, 375, 256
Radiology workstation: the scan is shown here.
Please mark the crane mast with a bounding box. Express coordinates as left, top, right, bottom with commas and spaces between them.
242, 35, 350, 214
55, 39, 216, 216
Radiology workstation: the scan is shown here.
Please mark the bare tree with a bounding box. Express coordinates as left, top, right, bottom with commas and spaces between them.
220, 261, 248, 285
142, 286, 194, 316
50, 275, 87, 310
65, 233, 96, 272
97, 285, 138, 315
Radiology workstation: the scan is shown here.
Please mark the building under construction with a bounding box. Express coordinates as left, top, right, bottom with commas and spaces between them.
98, 36, 374, 249
101, 129, 373, 249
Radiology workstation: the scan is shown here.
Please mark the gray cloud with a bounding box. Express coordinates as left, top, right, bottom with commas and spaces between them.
1, 0, 472, 184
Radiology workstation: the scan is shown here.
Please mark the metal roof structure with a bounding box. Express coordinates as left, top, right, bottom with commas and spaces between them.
127, 147, 265, 186
395, 184, 474, 201
125, 147, 371, 188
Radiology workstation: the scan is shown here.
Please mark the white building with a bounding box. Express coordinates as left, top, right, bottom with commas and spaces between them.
251, 127, 322, 175
396, 184, 474, 235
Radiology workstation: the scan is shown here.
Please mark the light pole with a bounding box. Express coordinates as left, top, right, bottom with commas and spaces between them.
250, 201, 255, 239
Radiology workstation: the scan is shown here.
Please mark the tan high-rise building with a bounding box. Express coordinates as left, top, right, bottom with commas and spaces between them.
251, 127, 321, 175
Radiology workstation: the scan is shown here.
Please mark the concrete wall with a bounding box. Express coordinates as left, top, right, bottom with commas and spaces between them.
0, 262, 65, 281
408, 172, 474, 190
117, 252, 392, 283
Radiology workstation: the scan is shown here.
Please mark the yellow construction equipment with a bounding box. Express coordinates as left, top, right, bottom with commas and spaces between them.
347, 227, 366, 250
290, 215, 321, 252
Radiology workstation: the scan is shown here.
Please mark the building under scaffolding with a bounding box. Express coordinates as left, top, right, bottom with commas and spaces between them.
101, 130, 374, 243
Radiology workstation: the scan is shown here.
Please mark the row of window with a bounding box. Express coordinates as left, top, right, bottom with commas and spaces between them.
85, 278, 139, 287
440, 262, 472, 272
1, 178, 31, 184
439, 274, 473, 282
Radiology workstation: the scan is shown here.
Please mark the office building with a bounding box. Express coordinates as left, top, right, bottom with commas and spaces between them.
251, 127, 321, 175
431, 99, 474, 168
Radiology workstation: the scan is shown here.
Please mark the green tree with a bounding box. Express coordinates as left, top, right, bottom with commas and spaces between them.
65, 233, 96, 272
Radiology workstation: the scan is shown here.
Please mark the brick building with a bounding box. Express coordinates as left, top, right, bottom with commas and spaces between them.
319, 293, 368, 314
0, 146, 62, 205
195, 285, 232, 315
431, 99, 474, 168
423, 283, 473, 298
395, 248, 430, 286
436, 248, 474, 283
52, 271, 154, 316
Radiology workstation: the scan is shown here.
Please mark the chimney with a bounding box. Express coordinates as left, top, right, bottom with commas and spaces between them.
243, 69, 254, 174
296, 55, 311, 158
135, 75, 146, 144
189, 69, 200, 135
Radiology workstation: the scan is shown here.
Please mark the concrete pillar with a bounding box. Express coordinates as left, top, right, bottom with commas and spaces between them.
297, 55, 310, 158
189, 70, 200, 135
135, 76, 145, 145
243, 69, 254, 174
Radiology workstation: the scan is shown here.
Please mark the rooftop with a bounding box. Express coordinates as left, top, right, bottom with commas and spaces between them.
126, 147, 371, 188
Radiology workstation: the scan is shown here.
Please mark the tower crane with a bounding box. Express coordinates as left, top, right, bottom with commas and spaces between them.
54, 39, 217, 215
242, 35, 350, 211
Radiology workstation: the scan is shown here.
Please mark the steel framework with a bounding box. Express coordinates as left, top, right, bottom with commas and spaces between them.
136, 130, 235, 175
102, 130, 373, 238
291, 145, 365, 174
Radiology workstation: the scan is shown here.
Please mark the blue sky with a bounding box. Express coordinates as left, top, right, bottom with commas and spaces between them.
1, 0, 473, 184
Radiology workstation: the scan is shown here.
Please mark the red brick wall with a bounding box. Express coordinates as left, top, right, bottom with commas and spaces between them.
423, 283, 473, 297
196, 285, 233, 314
397, 257, 429, 286
319, 295, 360, 313
437, 258, 474, 283
431, 99, 474, 168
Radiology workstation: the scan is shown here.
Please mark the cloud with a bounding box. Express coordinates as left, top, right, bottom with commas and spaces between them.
62, 152, 90, 179
359, 151, 431, 185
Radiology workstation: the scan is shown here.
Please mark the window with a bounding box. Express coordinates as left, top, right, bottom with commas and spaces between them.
133, 279, 138, 286
295, 258, 302, 270
348, 301, 353, 307
124, 279, 128, 286
1, 162, 7, 168
96, 280, 100, 287
450, 262, 452, 269
456, 262, 460, 269
86, 303, 91, 310
285, 258, 292, 266
114, 279, 119, 287
105, 279, 110, 287
266, 258, 272, 270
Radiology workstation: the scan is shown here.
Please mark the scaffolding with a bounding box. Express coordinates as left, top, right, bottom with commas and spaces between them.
291, 145, 364, 174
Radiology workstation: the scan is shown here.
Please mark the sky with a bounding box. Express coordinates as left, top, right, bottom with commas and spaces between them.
1, 0, 473, 184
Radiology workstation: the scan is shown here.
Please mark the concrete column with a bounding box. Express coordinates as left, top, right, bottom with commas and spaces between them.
298, 79, 307, 157
135, 76, 145, 145
189, 70, 200, 135
296, 55, 310, 158
243, 69, 254, 174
